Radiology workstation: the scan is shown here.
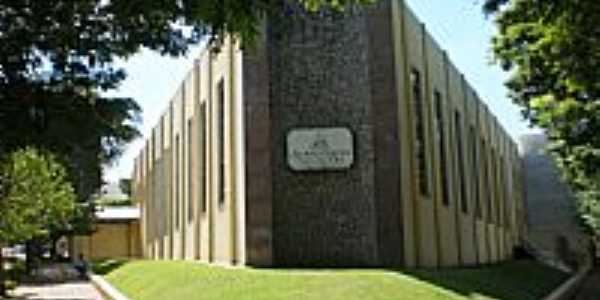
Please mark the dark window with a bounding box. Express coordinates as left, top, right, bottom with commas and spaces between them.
200, 103, 207, 213
435, 91, 450, 206
491, 149, 498, 224
455, 112, 468, 213
470, 127, 481, 219
499, 156, 506, 226
411, 68, 429, 196
175, 134, 180, 229
218, 79, 226, 208
161, 118, 167, 234
188, 119, 194, 222
167, 107, 173, 234
481, 138, 491, 222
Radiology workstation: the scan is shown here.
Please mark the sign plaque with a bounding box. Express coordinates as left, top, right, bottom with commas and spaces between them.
287, 127, 354, 171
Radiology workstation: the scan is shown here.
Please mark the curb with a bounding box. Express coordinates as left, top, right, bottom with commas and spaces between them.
541, 263, 592, 300
89, 273, 131, 300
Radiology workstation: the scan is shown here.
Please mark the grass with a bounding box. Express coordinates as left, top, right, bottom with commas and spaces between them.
91, 259, 129, 275
101, 260, 568, 300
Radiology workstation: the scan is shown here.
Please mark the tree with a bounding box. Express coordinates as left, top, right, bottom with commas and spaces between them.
485, 0, 600, 235
0, 0, 372, 220
0, 1, 377, 271
0, 148, 76, 296
119, 178, 132, 197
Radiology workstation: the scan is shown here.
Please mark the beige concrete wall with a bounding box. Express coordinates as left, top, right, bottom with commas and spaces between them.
190, 62, 201, 261
466, 82, 480, 266
197, 49, 211, 263
426, 31, 460, 268
183, 70, 196, 261
403, 5, 438, 268
144, 142, 153, 258
473, 95, 487, 264
171, 88, 183, 260
453, 70, 477, 266
210, 38, 234, 265
129, 221, 141, 258
483, 107, 497, 264
163, 108, 173, 260
393, 0, 416, 268
388, 0, 523, 268
133, 36, 243, 265
73, 222, 141, 260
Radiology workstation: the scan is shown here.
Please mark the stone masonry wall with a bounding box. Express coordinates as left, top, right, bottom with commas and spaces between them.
267, 6, 379, 266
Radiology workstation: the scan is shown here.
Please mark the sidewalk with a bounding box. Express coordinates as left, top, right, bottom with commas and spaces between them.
572, 267, 600, 300
3, 263, 105, 300
9, 280, 104, 300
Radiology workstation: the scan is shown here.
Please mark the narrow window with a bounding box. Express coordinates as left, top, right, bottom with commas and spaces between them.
160, 118, 166, 234
200, 103, 207, 213
490, 149, 497, 224
435, 91, 450, 206
455, 112, 468, 213
175, 134, 180, 229
481, 138, 491, 222
470, 127, 481, 219
188, 119, 194, 222
499, 156, 506, 226
217, 79, 226, 208
411, 68, 429, 196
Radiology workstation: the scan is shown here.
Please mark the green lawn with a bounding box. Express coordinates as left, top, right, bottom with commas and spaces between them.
99, 260, 568, 300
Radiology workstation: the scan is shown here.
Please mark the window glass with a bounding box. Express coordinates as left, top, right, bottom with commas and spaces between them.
175, 134, 180, 228
411, 69, 429, 197
435, 91, 450, 206
218, 79, 226, 208
470, 127, 482, 219
455, 111, 468, 213
188, 119, 194, 222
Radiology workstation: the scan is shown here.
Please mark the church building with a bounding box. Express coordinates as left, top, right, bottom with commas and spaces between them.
132, 0, 526, 268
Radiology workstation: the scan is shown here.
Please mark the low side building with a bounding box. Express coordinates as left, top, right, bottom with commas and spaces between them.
521, 134, 590, 269
71, 206, 141, 260
132, 0, 526, 268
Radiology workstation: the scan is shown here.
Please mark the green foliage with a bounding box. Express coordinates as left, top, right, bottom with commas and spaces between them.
488, 0, 600, 236
96, 197, 133, 207
0, 0, 379, 242
0, 0, 373, 224
6, 259, 26, 284
119, 178, 132, 197
0, 148, 76, 244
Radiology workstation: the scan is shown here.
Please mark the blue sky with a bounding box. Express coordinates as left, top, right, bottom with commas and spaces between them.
103, 0, 535, 183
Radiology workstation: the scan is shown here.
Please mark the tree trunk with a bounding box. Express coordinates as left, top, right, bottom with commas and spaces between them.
25, 240, 34, 273
49, 237, 57, 261
0, 244, 6, 297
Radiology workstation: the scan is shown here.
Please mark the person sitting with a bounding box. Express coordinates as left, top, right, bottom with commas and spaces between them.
73, 254, 89, 279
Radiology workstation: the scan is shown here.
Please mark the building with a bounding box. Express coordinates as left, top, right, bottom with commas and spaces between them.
132, 0, 526, 268
521, 134, 590, 269
71, 206, 141, 260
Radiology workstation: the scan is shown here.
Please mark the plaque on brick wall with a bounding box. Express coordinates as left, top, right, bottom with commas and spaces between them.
287, 127, 354, 171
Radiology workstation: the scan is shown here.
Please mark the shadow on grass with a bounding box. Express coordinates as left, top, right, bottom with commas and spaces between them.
91, 259, 128, 276
394, 259, 569, 300
261, 259, 568, 300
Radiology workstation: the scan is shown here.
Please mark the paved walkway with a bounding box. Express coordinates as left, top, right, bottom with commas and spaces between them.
572, 267, 600, 300
8, 280, 104, 300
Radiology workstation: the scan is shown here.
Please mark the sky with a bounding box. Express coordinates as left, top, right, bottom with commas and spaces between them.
103, 0, 536, 183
